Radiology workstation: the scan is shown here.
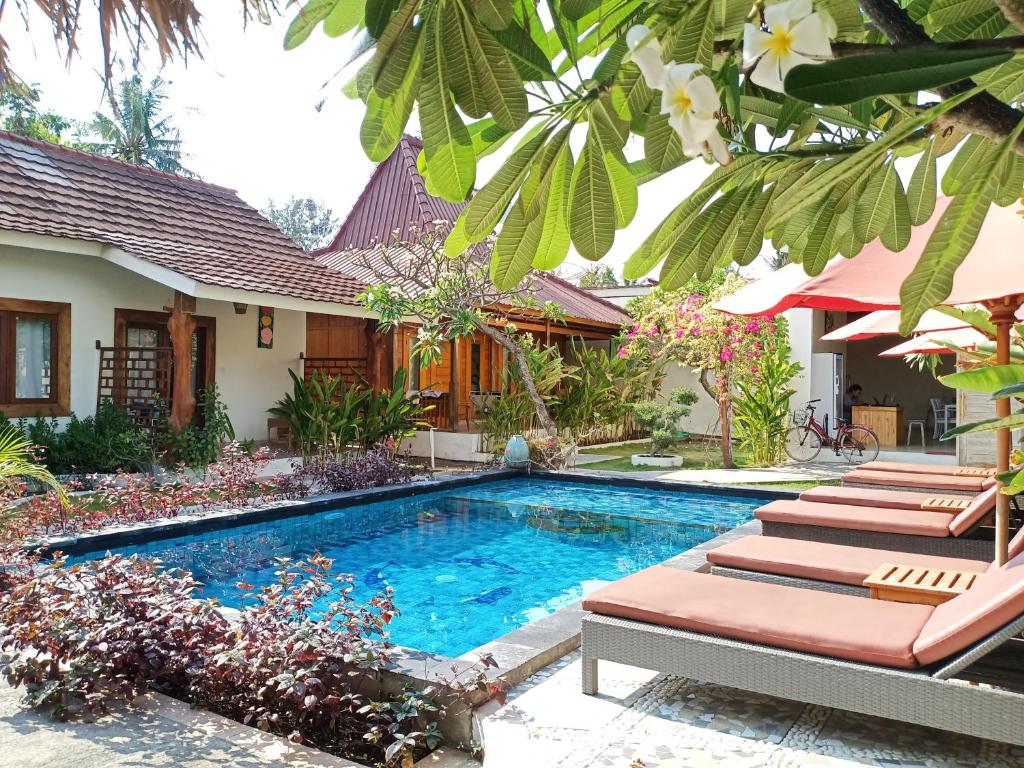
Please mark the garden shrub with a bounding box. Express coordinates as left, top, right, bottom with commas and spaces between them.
13, 400, 154, 475
0, 553, 489, 763
284, 444, 417, 496
160, 384, 236, 469
631, 387, 699, 456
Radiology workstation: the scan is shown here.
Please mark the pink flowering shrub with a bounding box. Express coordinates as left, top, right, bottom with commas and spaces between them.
619, 273, 791, 467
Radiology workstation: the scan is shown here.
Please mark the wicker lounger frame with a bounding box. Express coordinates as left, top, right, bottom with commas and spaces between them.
759, 520, 994, 559
581, 612, 1024, 746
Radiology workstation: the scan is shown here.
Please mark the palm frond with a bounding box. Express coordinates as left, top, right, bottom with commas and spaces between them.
0, 426, 69, 508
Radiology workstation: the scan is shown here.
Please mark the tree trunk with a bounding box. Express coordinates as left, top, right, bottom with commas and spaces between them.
700, 369, 734, 469
167, 305, 197, 430
474, 320, 558, 438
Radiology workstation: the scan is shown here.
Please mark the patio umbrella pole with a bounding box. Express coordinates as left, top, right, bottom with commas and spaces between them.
989, 300, 1019, 566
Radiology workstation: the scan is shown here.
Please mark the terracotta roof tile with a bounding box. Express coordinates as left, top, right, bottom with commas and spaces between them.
313, 136, 628, 328
0, 132, 367, 306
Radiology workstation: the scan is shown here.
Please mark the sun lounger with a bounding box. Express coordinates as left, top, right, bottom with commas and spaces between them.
800, 485, 975, 511
859, 461, 995, 476
706, 533, 1013, 595
754, 487, 999, 558
843, 468, 996, 495
581, 556, 1024, 746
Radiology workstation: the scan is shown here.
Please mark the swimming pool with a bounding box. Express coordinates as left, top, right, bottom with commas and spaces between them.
72, 478, 767, 657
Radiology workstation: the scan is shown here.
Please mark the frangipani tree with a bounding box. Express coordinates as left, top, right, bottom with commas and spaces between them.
10, 1, 1024, 333
277, 0, 1024, 336
620, 273, 789, 467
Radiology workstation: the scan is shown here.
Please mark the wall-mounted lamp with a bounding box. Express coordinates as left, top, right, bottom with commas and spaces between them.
233, 303, 249, 315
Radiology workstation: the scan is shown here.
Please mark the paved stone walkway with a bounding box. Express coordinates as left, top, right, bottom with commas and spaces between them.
479, 651, 1024, 768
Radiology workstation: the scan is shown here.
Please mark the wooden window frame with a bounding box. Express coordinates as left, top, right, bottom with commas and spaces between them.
0, 298, 71, 417
113, 308, 216, 392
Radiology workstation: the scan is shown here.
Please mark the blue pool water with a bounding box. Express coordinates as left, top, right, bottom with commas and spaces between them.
73, 479, 765, 657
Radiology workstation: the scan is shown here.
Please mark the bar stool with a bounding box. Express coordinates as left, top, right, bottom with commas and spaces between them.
906, 418, 926, 448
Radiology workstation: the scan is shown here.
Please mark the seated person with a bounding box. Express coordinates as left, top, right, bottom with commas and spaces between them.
842, 384, 863, 424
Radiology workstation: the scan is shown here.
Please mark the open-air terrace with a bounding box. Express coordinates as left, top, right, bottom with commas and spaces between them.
3, 1, 1024, 766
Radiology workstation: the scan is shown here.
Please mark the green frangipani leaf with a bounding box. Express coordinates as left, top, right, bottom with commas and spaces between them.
853, 161, 897, 243
880, 175, 912, 252
373, 0, 419, 93
491, 201, 543, 289
365, 0, 400, 39
658, 194, 728, 289
907, 139, 938, 225
784, 49, 1014, 105
444, 5, 488, 118
993, 381, 1024, 399
941, 412, 1024, 438
569, 143, 615, 260
419, 9, 475, 202
644, 112, 687, 174
562, 0, 603, 20
493, 23, 556, 81
444, 214, 471, 257
942, 134, 995, 195
375, 14, 421, 97
461, 129, 549, 239
732, 184, 774, 266
471, 0, 514, 30
531, 144, 574, 271
799, 203, 838, 275
324, 0, 363, 36
284, 0, 336, 50
928, 0, 997, 26
462, 13, 529, 131
940, 364, 1024, 393
361, 46, 420, 161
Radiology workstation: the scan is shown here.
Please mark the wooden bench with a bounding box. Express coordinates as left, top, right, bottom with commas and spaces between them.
863, 563, 981, 606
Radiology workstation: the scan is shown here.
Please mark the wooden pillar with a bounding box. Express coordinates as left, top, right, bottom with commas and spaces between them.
365, 320, 380, 391
166, 291, 197, 430
988, 299, 1020, 565
449, 339, 459, 432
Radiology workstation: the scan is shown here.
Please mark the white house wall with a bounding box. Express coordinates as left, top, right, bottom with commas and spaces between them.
1, 244, 305, 441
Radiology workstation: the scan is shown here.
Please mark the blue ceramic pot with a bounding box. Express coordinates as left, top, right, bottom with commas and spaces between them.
503, 435, 531, 467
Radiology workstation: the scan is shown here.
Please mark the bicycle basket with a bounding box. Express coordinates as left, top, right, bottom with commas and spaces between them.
792, 409, 809, 425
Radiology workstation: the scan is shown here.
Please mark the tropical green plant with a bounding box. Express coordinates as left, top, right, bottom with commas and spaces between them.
1, 85, 80, 144
269, 370, 366, 460
479, 340, 571, 449
358, 368, 425, 449
732, 346, 802, 466
161, 384, 236, 469
631, 388, 699, 457
85, 74, 192, 176
11, 401, 154, 475
553, 340, 662, 442
0, 426, 68, 506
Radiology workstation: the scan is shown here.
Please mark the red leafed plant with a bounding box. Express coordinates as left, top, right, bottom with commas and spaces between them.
0, 551, 493, 764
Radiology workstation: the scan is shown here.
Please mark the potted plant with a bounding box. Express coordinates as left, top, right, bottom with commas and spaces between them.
630, 387, 698, 467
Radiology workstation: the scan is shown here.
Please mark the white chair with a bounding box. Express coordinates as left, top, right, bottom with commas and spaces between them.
906, 418, 926, 447
930, 398, 955, 439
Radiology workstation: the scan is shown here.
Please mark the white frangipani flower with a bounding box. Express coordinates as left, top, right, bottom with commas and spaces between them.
626, 24, 666, 90
743, 0, 833, 93
660, 63, 731, 165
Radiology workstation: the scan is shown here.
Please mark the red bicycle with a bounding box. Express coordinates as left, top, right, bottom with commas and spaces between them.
785, 399, 880, 464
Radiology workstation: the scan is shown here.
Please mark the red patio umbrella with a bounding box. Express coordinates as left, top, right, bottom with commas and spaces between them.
715, 197, 1024, 563
821, 309, 970, 342
878, 328, 989, 357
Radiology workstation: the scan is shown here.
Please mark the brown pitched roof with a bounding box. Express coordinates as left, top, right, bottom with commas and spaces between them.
314, 135, 628, 328
0, 131, 367, 306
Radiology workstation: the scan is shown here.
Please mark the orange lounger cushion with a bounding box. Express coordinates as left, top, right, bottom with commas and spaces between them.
755, 499, 955, 537
844, 469, 993, 493
947, 486, 999, 536
582, 566, 932, 668
801, 486, 938, 510
707, 535, 989, 587
914, 552, 1024, 665
859, 461, 992, 476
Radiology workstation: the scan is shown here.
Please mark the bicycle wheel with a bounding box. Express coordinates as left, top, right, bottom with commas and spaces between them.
785, 426, 822, 462
839, 426, 880, 465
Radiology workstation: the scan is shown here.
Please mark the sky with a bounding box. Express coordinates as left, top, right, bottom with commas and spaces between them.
4, 3, 736, 280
